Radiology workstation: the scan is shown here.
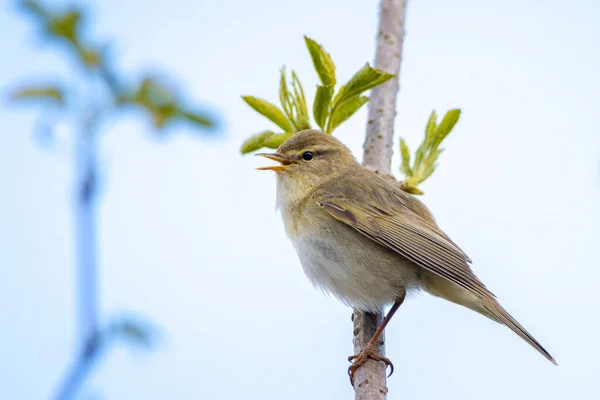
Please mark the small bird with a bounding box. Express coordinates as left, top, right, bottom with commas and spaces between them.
256, 129, 556, 384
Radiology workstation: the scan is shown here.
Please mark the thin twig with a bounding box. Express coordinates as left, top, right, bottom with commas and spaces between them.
52, 111, 102, 400
52, 332, 104, 400
353, 1, 408, 399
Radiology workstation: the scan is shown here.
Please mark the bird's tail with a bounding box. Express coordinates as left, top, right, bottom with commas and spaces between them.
422, 273, 557, 365
479, 297, 557, 365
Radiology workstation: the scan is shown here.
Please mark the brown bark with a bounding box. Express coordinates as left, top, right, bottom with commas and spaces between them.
353, 1, 408, 399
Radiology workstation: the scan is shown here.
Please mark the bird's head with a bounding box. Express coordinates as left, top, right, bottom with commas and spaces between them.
256, 129, 357, 194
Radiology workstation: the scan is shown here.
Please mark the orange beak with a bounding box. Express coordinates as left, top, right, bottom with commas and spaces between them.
255, 153, 292, 172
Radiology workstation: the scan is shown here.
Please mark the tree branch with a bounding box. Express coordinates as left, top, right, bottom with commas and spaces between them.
353, 1, 408, 399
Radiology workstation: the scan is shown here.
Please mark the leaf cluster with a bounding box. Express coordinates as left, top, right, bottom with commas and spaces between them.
10, 0, 215, 134
116, 76, 214, 130
399, 109, 461, 194
21, 0, 105, 69
240, 37, 394, 154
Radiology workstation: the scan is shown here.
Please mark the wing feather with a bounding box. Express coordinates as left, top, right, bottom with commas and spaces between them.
316, 192, 494, 300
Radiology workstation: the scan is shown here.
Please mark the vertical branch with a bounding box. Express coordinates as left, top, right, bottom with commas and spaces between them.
362, 0, 407, 172
75, 125, 99, 347
353, 0, 408, 399
13, 4, 216, 399
53, 114, 102, 400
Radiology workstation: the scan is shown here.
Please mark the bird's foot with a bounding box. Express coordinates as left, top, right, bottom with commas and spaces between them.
347, 344, 394, 386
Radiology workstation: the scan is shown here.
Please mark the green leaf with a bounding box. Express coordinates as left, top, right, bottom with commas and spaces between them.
399, 139, 412, 176
47, 9, 82, 43
419, 163, 438, 183
402, 185, 424, 195
334, 63, 394, 105
240, 131, 293, 154
279, 67, 294, 123
10, 85, 65, 105
180, 110, 215, 128
399, 108, 462, 194
413, 146, 425, 172
264, 132, 294, 148
291, 71, 311, 130
432, 109, 461, 149
328, 95, 369, 133
313, 85, 334, 131
304, 36, 336, 86
143, 78, 175, 106
242, 96, 293, 133
295, 116, 311, 131
150, 103, 178, 129
292, 71, 308, 115
240, 131, 275, 154
294, 116, 311, 131
400, 182, 423, 194
423, 148, 444, 170
76, 45, 102, 67
424, 110, 437, 149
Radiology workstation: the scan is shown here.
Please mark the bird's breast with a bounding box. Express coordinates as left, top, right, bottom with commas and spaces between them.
287, 210, 422, 312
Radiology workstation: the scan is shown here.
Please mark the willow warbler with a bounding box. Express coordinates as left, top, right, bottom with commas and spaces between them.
256, 129, 556, 383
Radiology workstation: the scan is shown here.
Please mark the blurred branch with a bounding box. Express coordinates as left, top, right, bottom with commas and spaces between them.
10, 1, 219, 399
15, 0, 217, 136
108, 315, 161, 350
53, 331, 103, 400
117, 76, 216, 130
53, 316, 159, 400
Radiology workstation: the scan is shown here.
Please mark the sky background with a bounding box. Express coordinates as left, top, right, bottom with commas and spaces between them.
1, 0, 600, 399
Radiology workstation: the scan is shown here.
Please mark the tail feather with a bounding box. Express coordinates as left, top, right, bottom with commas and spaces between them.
422, 272, 557, 365
481, 298, 557, 365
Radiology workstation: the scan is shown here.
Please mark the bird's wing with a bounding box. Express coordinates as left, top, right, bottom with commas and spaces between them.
313, 176, 557, 365
313, 186, 495, 300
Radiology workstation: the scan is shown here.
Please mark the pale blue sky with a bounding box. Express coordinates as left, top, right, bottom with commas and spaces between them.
1, 0, 600, 399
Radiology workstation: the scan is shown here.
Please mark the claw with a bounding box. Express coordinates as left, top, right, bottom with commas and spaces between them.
347, 346, 394, 386
386, 359, 394, 377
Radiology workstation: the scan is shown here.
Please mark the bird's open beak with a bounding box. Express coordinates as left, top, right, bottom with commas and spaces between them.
255, 153, 293, 171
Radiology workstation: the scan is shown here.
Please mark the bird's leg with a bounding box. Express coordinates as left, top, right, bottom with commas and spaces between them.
348, 293, 406, 386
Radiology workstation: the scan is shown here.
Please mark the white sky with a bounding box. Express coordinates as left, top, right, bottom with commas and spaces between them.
1, 0, 599, 399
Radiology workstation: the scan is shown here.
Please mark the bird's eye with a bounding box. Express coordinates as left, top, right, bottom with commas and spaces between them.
302, 151, 314, 161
